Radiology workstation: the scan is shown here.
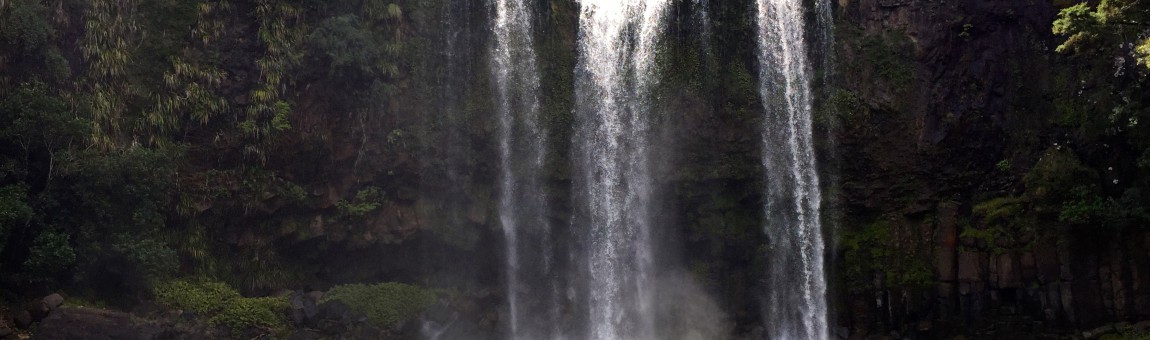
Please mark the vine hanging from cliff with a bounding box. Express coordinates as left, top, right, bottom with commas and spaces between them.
240, 0, 305, 162
78, 0, 141, 149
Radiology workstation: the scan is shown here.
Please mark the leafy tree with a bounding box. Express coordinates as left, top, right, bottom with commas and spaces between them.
0, 185, 32, 257
1054, 0, 1150, 69
0, 81, 88, 186
0, 0, 53, 56
23, 230, 76, 281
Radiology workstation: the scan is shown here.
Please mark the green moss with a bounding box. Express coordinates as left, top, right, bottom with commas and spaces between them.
968, 193, 1052, 254
722, 60, 760, 121
321, 282, 437, 330
1025, 147, 1097, 204
65, 296, 110, 309
208, 296, 290, 332
973, 196, 1028, 224
840, 220, 935, 290
858, 29, 915, 93
152, 280, 241, 314
817, 89, 869, 130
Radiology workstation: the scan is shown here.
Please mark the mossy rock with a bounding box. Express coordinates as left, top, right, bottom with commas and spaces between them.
320, 282, 436, 330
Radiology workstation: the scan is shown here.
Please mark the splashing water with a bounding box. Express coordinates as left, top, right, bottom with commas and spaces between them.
491, 0, 559, 338
574, 0, 669, 339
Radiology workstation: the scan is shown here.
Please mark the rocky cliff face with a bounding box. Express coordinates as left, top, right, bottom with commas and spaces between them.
831, 0, 1150, 336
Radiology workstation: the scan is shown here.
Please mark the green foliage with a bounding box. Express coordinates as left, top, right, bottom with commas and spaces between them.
959, 24, 973, 40
110, 234, 178, 279
308, 15, 386, 76
0, 184, 32, 225
154, 280, 288, 335
840, 221, 889, 287
23, 230, 76, 278
1024, 147, 1096, 205
153, 280, 242, 314
53, 148, 177, 238
860, 30, 914, 87
974, 196, 1028, 224
1054, 0, 1150, 69
1052, 3, 1098, 54
0, 0, 54, 55
841, 220, 935, 290
321, 282, 437, 330
1139, 39, 1150, 68
208, 296, 290, 332
0, 185, 30, 255
996, 159, 1012, 172
336, 186, 385, 217
302, 0, 406, 112
1059, 188, 1150, 228
969, 196, 1037, 253
0, 81, 88, 159
818, 89, 868, 130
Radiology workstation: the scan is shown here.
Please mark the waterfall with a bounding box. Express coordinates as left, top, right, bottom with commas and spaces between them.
573, 1, 669, 339
756, 0, 829, 339
693, 0, 712, 58
491, 0, 559, 339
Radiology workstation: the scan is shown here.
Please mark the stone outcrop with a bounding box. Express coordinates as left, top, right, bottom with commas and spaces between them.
832, 0, 1150, 336
30, 307, 214, 340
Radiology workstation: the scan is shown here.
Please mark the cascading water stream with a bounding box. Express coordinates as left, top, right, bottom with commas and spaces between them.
490, 0, 558, 339
491, 1, 830, 338
756, 0, 829, 339
573, 1, 669, 339
693, 0, 712, 57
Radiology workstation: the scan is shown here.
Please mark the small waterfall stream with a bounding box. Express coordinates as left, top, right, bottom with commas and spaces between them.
756, 0, 829, 339
491, 0, 558, 338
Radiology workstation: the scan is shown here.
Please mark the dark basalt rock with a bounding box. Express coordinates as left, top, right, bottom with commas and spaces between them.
32, 308, 159, 340
13, 311, 32, 329
285, 330, 322, 340
30, 307, 215, 340
41, 294, 63, 311
25, 301, 50, 321
290, 290, 319, 326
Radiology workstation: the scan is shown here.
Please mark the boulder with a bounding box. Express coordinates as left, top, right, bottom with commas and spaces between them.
14, 310, 33, 329
305, 291, 324, 302
27, 301, 51, 320
272, 289, 293, 297
31, 307, 159, 340
1134, 320, 1150, 331
26, 307, 216, 340
290, 291, 319, 326
42, 293, 65, 310
285, 330, 322, 340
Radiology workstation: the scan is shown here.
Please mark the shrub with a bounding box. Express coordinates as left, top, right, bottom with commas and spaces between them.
321, 282, 437, 329
24, 230, 76, 279
0, 185, 32, 254
209, 296, 289, 331
152, 280, 241, 314
153, 280, 290, 336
